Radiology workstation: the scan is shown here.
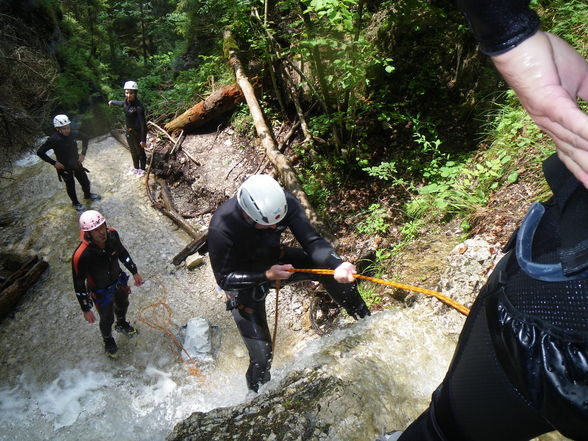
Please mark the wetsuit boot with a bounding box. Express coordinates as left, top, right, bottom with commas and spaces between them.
104, 336, 118, 358
84, 193, 102, 201
115, 319, 138, 337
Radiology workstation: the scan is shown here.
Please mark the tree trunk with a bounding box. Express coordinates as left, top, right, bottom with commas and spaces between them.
0, 255, 48, 318
224, 30, 331, 238
164, 84, 244, 135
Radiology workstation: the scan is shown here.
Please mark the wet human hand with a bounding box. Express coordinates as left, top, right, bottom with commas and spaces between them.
54, 161, 65, 171
84, 310, 96, 323
334, 261, 356, 283
265, 264, 294, 280
492, 31, 588, 188
133, 273, 143, 286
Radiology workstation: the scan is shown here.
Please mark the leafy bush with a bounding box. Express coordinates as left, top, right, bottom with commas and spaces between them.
356, 203, 389, 235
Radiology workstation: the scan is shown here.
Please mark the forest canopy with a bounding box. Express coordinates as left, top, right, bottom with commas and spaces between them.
0, 0, 586, 237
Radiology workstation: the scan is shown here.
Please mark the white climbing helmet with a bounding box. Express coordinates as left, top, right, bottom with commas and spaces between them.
79, 210, 106, 231
237, 175, 288, 225
123, 80, 138, 91
53, 114, 71, 128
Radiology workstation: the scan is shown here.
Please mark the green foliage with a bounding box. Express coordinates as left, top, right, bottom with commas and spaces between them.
542, 0, 588, 57
408, 152, 515, 220
358, 282, 383, 308
356, 248, 394, 308
362, 161, 398, 181
360, 112, 449, 195
230, 103, 255, 137
127, 52, 232, 120
356, 204, 389, 235
299, 165, 336, 214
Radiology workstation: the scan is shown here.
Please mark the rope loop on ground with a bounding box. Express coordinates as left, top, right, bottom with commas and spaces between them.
137, 276, 209, 385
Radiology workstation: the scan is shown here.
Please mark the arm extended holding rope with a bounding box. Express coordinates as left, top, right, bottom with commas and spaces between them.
288, 268, 470, 316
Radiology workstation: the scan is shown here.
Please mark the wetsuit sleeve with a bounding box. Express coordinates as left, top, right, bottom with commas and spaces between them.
110, 100, 124, 107
72, 246, 93, 312
73, 130, 89, 156
36, 135, 58, 166
207, 226, 267, 290
456, 0, 540, 55
137, 103, 147, 143
285, 193, 343, 269
110, 229, 138, 275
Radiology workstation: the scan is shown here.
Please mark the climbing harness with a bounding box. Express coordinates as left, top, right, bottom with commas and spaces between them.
92, 271, 129, 307
137, 276, 209, 386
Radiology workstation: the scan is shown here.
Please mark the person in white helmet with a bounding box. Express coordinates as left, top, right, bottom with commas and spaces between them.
108, 80, 148, 177
208, 174, 370, 393
72, 210, 143, 358
37, 114, 101, 212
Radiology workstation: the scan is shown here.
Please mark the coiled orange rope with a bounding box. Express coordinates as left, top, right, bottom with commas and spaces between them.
288, 268, 470, 316
137, 277, 209, 385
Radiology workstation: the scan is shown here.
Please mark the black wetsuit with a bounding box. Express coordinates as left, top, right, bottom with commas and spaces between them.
399, 156, 588, 441
208, 191, 370, 392
72, 228, 138, 339
456, 0, 540, 55
110, 98, 148, 170
37, 130, 92, 205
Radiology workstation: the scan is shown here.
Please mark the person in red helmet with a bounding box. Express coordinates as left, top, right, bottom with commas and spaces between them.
72, 210, 143, 358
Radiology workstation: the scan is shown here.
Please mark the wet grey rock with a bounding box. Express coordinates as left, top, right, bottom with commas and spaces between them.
167, 368, 342, 441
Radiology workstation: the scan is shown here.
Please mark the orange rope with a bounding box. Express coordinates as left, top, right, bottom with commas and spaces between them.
288, 268, 470, 316
137, 277, 209, 385
272, 280, 280, 351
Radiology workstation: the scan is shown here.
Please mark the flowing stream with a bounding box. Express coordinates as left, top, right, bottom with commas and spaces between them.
0, 136, 471, 440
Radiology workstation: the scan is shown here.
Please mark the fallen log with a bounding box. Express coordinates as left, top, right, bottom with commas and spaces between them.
164, 83, 245, 135
158, 177, 177, 212
153, 177, 202, 240
172, 231, 208, 266
0, 255, 37, 292
0, 256, 48, 317
224, 30, 332, 240
144, 142, 208, 264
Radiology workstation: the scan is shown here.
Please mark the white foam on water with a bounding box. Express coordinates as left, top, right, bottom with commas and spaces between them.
34, 368, 113, 429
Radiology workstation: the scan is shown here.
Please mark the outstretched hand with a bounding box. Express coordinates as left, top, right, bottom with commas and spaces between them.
334, 261, 356, 283
491, 31, 588, 188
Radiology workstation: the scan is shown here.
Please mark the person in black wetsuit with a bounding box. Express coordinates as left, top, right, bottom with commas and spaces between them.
72, 210, 144, 358
108, 80, 148, 177
208, 174, 371, 393
380, 2, 588, 441
37, 114, 101, 212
